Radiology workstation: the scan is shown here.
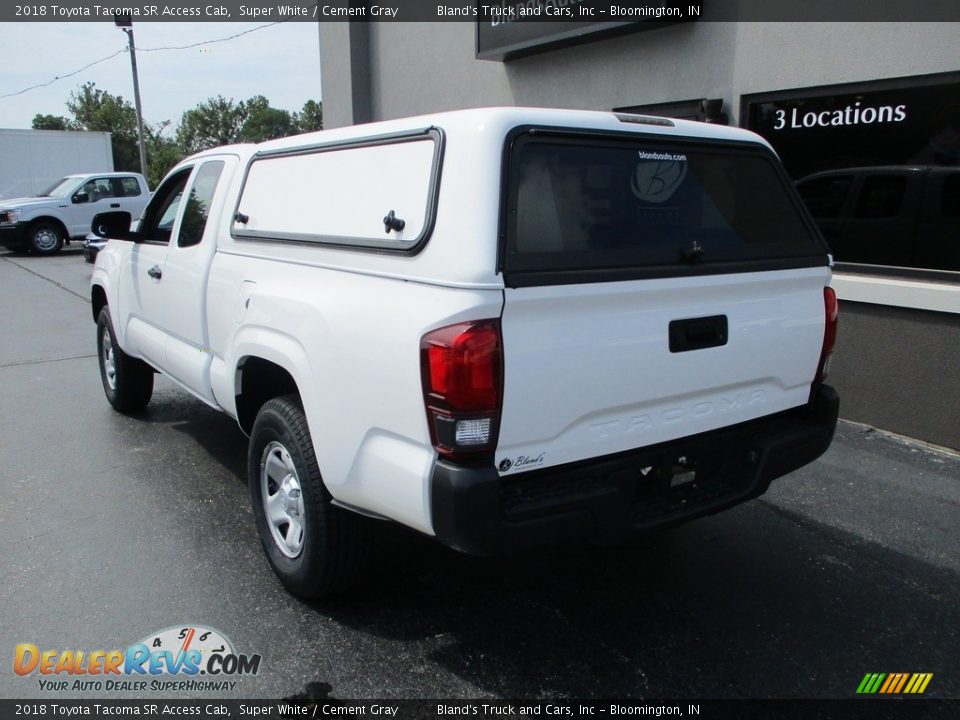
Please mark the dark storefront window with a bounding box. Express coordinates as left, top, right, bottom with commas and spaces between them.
743, 73, 960, 277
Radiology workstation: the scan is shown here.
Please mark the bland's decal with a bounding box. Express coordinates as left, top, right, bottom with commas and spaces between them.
631, 151, 688, 204
498, 453, 546, 473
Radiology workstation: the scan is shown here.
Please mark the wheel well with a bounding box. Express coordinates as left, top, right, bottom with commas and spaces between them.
236, 357, 300, 434
91, 285, 107, 323
28, 216, 69, 239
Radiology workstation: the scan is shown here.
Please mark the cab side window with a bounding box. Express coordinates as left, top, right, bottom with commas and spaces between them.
84, 178, 117, 202
117, 177, 142, 197
80, 180, 99, 202
177, 161, 226, 248
138, 168, 192, 244
75, 180, 105, 203
797, 175, 853, 219
855, 175, 907, 219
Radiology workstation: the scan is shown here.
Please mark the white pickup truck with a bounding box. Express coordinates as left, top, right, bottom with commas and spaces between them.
89, 108, 839, 597
0, 171, 149, 255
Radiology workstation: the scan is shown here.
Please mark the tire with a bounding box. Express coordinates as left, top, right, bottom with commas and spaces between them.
97, 307, 154, 412
248, 394, 372, 598
27, 221, 64, 255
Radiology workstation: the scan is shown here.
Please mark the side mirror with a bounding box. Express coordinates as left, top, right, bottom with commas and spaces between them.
92, 211, 135, 240
72, 192, 89, 204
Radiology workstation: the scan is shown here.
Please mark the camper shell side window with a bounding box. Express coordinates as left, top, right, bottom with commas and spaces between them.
231, 128, 444, 254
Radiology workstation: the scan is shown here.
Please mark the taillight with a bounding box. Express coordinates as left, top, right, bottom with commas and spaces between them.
420, 319, 503, 460
815, 287, 838, 383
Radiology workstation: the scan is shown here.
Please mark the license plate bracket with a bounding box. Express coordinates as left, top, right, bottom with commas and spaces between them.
669, 453, 697, 488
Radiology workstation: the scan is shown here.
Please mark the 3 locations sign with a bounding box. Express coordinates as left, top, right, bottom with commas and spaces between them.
475, 1, 694, 60
744, 74, 960, 181
768, 101, 907, 132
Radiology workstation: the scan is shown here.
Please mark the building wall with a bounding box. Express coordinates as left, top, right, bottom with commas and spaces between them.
321, 22, 960, 127
831, 302, 960, 450
319, 21, 960, 449
731, 23, 960, 103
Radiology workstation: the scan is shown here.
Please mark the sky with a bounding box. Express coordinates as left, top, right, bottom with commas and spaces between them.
0, 22, 322, 131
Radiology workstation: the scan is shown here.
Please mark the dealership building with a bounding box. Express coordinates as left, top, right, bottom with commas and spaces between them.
318, 16, 960, 450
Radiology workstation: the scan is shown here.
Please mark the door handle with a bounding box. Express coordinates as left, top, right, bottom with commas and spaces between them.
110, 202, 120, 208
147, 265, 162, 280
669, 315, 728, 353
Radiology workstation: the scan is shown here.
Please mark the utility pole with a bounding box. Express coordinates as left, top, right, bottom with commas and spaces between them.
114, 15, 148, 176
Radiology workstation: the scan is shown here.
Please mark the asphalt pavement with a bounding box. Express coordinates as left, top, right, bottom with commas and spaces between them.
1, 247, 958, 701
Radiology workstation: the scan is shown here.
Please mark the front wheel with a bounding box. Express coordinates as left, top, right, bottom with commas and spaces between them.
97, 307, 154, 412
248, 395, 372, 598
28, 221, 64, 255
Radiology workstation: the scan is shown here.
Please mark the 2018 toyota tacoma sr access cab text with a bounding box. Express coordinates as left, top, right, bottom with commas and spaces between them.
89, 108, 839, 597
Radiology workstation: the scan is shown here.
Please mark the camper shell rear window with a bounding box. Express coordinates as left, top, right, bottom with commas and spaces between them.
502, 128, 828, 286
232, 128, 443, 253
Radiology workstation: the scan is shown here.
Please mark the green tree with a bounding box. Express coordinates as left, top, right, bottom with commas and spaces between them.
239, 95, 294, 143
294, 100, 323, 133
175, 96, 246, 154
66, 82, 142, 172
144, 121, 183, 190
31, 114, 75, 131
174, 95, 306, 151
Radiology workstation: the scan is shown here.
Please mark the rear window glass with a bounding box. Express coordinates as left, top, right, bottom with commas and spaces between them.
505, 135, 825, 279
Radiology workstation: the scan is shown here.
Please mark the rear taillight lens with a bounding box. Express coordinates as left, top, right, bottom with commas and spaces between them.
815, 287, 838, 383
421, 320, 503, 459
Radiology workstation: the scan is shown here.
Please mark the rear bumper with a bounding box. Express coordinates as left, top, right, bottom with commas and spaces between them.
430, 384, 839, 555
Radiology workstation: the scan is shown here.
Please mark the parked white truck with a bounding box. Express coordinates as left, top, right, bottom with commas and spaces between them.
0, 171, 149, 255
89, 108, 840, 597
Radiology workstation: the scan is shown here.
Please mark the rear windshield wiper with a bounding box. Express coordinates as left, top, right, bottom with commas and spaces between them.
681, 240, 704, 263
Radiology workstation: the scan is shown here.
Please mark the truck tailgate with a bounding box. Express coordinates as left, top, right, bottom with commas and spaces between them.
496, 266, 829, 474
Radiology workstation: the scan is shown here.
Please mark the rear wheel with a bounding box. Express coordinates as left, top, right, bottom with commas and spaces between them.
27, 221, 64, 255
97, 307, 154, 412
248, 394, 372, 598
